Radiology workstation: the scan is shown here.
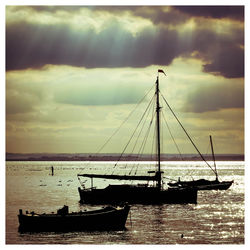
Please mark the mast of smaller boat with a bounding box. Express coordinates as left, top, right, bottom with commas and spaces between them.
156, 74, 161, 190
209, 135, 218, 181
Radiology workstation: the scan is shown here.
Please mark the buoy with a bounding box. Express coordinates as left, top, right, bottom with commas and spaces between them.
181, 234, 184, 238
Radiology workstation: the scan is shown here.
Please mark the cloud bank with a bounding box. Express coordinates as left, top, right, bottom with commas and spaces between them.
6, 6, 244, 78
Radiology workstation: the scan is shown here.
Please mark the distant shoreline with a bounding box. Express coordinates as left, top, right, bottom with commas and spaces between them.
6, 153, 244, 162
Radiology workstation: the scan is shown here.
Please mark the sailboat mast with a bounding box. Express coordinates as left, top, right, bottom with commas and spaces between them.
156, 75, 161, 190
209, 135, 218, 181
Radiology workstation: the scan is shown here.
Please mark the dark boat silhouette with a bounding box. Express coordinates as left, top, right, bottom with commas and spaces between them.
168, 178, 233, 190
167, 135, 233, 190
18, 203, 130, 232
77, 70, 198, 204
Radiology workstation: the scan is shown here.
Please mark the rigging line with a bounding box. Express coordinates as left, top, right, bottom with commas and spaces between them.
150, 119, 157, 161
144, 108, 157, 174
112, 92, 156, 172
161, 100, 164, 160
133, 94, 157, 175
161, 110, 184, 161
96, 84, 155, 155
78, 84, 155, 177
186, 139, 211, 178
133, 106, 155, 175
185, 140, 211, 178
140, 106, 156, 157
128, 94, 155, 167
160, 91, 217, 175
206, 139, 210, 155
149, 98, 157, 171
136, 95, 156, 153
133, 94, 156, 161
128, 95, 156, 175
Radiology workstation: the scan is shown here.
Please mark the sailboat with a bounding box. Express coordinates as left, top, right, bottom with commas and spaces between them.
167, 135, 233, 190
77, 70, 198, 204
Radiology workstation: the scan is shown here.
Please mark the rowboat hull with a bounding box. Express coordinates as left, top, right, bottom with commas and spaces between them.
18, 204, 130, 232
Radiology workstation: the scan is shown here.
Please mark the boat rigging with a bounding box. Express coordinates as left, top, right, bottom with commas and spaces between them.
77, 70, 198, 204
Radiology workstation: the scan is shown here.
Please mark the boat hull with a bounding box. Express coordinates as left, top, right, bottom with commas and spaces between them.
78, 185, 197, 204
18, 205, 130, 232
196, 181, 233, 190
168, 180, 233, 190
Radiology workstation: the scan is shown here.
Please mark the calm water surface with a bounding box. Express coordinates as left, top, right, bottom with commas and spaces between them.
6, 161, 244, 244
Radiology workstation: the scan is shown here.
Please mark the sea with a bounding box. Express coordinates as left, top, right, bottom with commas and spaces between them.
5, 161, 244, 245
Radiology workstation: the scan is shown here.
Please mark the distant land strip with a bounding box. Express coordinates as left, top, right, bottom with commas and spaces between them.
6, 153, 244, 161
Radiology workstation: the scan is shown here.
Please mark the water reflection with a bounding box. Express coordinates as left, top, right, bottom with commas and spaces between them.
6, 161, 244, 244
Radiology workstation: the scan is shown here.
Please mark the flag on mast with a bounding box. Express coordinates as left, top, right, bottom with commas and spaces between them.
158, 69, 166, 75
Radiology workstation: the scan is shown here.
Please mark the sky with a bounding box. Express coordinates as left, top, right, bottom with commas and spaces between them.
5, 4, 245, 155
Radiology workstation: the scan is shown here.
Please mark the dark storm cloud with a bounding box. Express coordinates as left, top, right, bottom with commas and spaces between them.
91, 6, 244, 23
173, 6, 244, 21
17, 6, 188, 28
6, 22, 181, 70
6, 6, 244, 78
203, 46, 244, 78
6, 22, 96, 70
13, 5, 82, 13
182, 82, 244, 113
181, 28, 244, 78
92, 6, 189, 25
27, 6, 244, 23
